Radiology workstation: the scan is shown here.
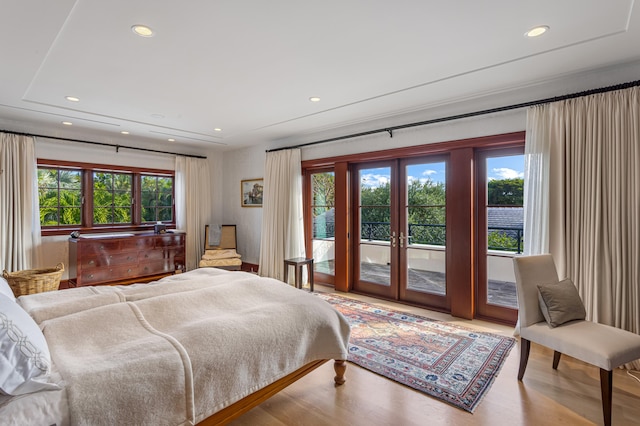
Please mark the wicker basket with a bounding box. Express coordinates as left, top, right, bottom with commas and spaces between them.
2, 263, 64, 297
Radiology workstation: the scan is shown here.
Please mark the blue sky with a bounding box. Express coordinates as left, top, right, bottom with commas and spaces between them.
360, 154, 524, 187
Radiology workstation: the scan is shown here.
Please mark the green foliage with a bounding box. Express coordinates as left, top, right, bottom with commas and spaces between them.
141, 175, 173, 222
311, 172, 336, 238
487, 178, 523, 205
312, 172, 335, 206
38, 168, 82, 225
488, 230, 522, 252
311, 171, 523, 250
37, 167, 174, 227
93, 172, 132, 224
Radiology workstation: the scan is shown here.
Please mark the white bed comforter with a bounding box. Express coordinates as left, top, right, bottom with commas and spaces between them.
17, 268, 351, 425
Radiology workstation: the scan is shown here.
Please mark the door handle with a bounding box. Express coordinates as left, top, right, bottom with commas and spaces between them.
399, 231, 405, 248
390, 231, 396, 248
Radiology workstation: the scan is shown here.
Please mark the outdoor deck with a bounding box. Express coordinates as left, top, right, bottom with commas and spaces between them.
316, 260, 518, 309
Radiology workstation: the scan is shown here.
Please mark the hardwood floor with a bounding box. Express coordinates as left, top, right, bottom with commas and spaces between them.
229, 288, 640, 426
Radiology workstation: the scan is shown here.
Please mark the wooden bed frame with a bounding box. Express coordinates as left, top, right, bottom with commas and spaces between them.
199, 359, 347, 425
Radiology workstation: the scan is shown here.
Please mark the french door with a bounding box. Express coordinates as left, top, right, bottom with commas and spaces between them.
475, 148, 524, 323
352, 157, 449, 310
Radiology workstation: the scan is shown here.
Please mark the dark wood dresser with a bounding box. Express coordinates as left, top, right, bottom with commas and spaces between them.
68, 232, 186, 287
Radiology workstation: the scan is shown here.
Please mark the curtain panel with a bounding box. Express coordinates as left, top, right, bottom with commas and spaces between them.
0, 133, 42, 272
175, 157, 212, 271
258, 149, 305, 283
525, 87, 640, 367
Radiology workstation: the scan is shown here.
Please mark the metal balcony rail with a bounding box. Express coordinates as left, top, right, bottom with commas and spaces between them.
313, 221, 523, 254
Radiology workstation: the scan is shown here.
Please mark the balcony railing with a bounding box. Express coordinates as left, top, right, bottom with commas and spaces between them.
314, 221, 523, 254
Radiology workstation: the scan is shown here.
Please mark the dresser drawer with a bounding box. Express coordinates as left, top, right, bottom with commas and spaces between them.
82, 239, 122, 255
138, 249, 166, 262
139, 260, 173, 277
80, 265, 138, 284
155, 235, 185, 248
122, 237, 156, 251
82, 252, 138, 269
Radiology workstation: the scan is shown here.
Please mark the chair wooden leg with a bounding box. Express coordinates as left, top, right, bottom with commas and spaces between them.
518, 338, 531, 380
600, 368, 612, 426
552, 351, 562, 369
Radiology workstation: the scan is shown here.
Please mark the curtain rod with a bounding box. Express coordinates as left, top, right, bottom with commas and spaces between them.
1, 129, 207, 159
267, 79, 640, 153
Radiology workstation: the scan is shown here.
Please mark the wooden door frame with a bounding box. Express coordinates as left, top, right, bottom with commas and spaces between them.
302, 131, 526, 321
397, 154, 449, 311
350, 161, 399, 299
474, 146, 523, 324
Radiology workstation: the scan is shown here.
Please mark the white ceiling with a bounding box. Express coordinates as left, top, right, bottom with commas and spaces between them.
1, 0, 639, 154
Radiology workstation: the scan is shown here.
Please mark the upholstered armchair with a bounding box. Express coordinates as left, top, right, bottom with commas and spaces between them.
513, 254, 640, 426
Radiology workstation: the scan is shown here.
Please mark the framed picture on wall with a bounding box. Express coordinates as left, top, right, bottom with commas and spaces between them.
241, 178, 263, 207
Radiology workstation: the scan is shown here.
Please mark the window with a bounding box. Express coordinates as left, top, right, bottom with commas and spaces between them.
93, 171, 133, 224
38, 168, 82, 226
141, 175, 173, 223
37, 160, 174, 235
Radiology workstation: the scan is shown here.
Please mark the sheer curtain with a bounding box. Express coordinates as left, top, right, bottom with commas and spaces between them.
525, 87, 640, 367
258, 149, 305, 282
0, 133, 42, 271
175, 156, 212, 271
523, 106, 552, 255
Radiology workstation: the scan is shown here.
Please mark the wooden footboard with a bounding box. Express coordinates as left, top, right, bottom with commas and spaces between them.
199, 359, 346, 425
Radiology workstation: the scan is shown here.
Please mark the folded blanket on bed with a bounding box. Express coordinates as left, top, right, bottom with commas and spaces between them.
21, 269, 351, 425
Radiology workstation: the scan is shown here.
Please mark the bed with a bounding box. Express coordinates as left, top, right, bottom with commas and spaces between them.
0, 268, 350, 425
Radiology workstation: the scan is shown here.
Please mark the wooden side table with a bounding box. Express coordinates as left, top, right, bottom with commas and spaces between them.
283, 257, 314, 292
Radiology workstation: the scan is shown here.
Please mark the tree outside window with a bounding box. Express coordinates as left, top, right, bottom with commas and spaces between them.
93, 172, 132, 224
38, 168, 82, 226
141, 175, 173, 222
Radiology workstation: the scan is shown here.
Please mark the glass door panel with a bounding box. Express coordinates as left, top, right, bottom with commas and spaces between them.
353, 164, 397, 298
399, 159, 449, 309
311, 171, 335, 279
476, 149, 523, 323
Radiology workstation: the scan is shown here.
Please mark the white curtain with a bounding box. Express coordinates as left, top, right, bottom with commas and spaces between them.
175, 156, 212, 271
0, 133, 42, 271
525, 87, 640, 367
258, 149, 305, 283
523, 106, 552, 255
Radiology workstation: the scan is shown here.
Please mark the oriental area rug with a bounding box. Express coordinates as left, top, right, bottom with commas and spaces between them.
316, 293, 515, 413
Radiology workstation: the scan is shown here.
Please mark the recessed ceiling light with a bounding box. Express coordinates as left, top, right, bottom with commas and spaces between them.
168, 138, 175, 142
309, 97, 321, 102
132, 25, 154, 37
214, 128, 222, 132
62, 121, 73, 126
121, 131, 130, 135
525, 25, 549, 37
65, 96, 80, 102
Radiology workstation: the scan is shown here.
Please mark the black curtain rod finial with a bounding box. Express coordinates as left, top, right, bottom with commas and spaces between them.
386, 129, 393, 138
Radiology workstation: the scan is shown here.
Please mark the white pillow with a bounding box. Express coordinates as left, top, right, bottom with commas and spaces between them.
0, 294, 60, 395
0, 276, 15, 302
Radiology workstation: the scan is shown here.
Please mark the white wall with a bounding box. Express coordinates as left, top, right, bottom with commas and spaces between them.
220, 147, 265, 264
32, 60, 640, 273
35, 137, 223, 278
222, 59, 640, 266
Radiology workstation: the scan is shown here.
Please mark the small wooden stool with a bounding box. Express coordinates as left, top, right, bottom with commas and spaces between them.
283, 257, 314, 292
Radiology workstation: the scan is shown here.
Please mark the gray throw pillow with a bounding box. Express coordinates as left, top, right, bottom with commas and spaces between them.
537, 278, 586, 328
